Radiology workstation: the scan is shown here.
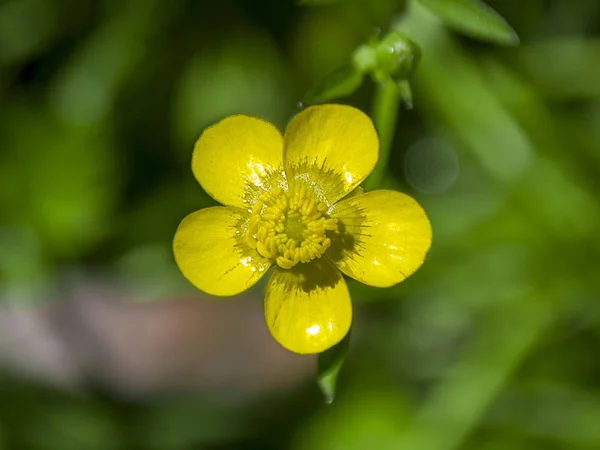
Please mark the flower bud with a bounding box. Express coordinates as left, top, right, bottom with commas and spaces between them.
375, 31, 421, 81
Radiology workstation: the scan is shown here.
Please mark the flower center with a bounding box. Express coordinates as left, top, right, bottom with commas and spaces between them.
245, 185, 338, 269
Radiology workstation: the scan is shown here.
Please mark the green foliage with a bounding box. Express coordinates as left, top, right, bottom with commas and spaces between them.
304, 30, 420, 111
0, 104, 118, 259
294, 379, 412, 450
418, 0, 519, 45
303, 65, 363, 105
316, 330, 351, 403
173, 32, 291, 148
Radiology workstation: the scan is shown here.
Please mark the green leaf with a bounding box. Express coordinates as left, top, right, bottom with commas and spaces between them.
418, 0, 519, 45
317, 330, 351, 404
303, 65, 363, 105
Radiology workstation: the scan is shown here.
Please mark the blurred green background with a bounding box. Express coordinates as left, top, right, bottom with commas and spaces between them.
2, 0, 600, 448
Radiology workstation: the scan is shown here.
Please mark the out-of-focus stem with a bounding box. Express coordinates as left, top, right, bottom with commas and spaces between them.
364, 78, 400, 191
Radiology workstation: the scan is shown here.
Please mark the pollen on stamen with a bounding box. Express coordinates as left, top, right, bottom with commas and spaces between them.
245, 184, 338, 269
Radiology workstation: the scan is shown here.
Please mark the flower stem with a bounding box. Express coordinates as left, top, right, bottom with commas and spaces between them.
364, 78, 401, 191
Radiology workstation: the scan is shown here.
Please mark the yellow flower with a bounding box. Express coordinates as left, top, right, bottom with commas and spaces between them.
173, 104, 432, 354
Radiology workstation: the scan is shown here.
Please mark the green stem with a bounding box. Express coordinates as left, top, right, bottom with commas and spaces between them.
364, 78, 401, 191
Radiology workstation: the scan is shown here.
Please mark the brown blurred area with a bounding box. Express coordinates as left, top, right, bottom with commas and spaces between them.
0, 283, 314, 400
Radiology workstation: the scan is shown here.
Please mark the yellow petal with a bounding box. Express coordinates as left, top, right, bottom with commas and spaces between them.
328, 190, 432, 287
192, 115, 285, 208
173, 206, 271, 296
283, 104, 379, 205
264, 259, 352, 354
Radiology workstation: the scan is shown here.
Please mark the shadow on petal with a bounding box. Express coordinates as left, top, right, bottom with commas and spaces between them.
326, 219, 360, 264
288, 258, 343, 293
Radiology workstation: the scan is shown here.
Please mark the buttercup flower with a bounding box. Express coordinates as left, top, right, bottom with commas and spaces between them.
173, 104, 432, 354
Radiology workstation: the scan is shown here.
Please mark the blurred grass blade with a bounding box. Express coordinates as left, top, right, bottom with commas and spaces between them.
403, 0, 533, 181
417, 0, 519, 45
303, 65, 363, 105
317, 331, 350, 404
515, 38, 600, 99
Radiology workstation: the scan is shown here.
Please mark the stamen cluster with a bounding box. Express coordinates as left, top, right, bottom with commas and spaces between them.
245, 185, 338, 269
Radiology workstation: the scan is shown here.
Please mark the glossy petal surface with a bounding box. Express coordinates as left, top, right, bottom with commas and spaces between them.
264, 259, 352, 354
328, 190, 432, 287
173, 206, 271, 296
283, 104, 379, 205
192, 115, 285, 208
